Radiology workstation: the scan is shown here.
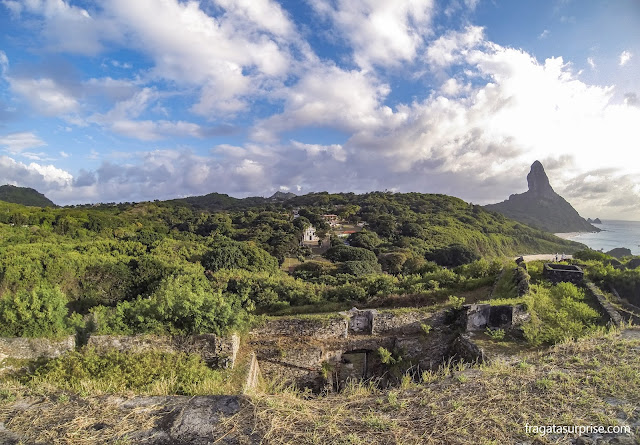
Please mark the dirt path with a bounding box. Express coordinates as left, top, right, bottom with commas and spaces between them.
515, 254, 573, 262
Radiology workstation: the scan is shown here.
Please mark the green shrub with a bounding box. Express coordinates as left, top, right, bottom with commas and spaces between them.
92, 273, 250, 335
25, 348, 235, 395
324, 283, 367, 302
339, 260, 382, 277
573, 249, 610, 262
426, 244, 480, 267
448, 295, 466, 309
0, 285, 73, 338
324, 245, 378, 263
486, 328, 505, 341
201, 237, 278, 273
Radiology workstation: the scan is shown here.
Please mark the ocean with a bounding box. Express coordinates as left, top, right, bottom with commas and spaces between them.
556, 220, 640, 255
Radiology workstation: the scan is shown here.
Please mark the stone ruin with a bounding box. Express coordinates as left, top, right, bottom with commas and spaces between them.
542, 263, 584, 285
459, 304, 530, 332
1, 303, 533, 393
342, 307, 376, 335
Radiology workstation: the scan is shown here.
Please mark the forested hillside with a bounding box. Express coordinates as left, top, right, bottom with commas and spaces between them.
0, 184, 56, 207
0, 191, 583, 338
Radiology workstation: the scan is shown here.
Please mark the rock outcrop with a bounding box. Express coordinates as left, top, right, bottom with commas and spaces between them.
484, 161, 599, 233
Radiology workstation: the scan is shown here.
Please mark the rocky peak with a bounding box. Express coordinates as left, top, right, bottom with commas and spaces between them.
526, 161, 554, 196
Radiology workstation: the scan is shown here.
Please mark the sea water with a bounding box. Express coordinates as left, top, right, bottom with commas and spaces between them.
556, 220, 640, 255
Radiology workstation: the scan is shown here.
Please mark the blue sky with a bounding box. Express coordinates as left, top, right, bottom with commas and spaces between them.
0, 0, 639, 219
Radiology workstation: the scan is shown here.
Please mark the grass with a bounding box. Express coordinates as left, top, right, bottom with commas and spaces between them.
490, 267, 518, 300
281, 257, 303, 271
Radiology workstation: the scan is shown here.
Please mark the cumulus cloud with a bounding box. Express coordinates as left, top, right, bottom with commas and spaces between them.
9, 77, 79, 115
252, 64, 391, 142
425, 25, 484, 68
105, 0, 295, 115
309, 0, 435, 68
619, 50, 632, 66
2, 2, 640, 219
0, 155, 72, 197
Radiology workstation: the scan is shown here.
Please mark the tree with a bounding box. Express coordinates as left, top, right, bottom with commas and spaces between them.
426, 244, 479, 267
201, 237, 278, 273
324, 245, 378, 263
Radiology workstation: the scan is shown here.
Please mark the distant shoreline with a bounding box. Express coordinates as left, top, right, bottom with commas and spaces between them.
554, 232, 586, 240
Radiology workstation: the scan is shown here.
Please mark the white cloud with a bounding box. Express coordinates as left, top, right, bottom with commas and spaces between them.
0, 132, 47, 153
252, 64, 390, 142
105, 0, 295, 115
6, 0, 116, 55
213, 0, 295, 38
538, 29, 550, 39
0, 155, 72, 195
587, 57, 596, 70
425, 25, 484, 68
9, 77, 79, 115
619, 50, 632, 66
309, 0, 435, 68
0, 50, 8, 75
109, 120, 203, 141
291, 141, 346, 162
4, 0, 298, 116
88, 88, 204, 141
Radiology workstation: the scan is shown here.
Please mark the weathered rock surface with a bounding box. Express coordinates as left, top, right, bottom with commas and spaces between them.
127, 396, 257, 444
0, 336, 75, 362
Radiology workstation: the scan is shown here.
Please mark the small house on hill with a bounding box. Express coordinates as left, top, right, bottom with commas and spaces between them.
322, 214, 340, 227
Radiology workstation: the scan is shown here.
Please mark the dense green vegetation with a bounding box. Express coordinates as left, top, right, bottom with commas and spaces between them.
0, 191, 583, 338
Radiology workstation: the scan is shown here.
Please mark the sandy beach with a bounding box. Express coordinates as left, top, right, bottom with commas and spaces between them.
553, 232, 582, 240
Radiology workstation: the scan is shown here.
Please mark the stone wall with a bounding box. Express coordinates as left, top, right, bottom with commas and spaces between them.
372, 310, 438, 336
88, 334, 240, 369
584, 282, 624, 328
0, 336, 75, 362
543, 263, 584, 285
249, 316, 347, 339
514, 265, 530, 296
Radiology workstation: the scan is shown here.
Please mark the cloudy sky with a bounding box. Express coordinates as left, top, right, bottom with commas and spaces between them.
0, 0, 639, 219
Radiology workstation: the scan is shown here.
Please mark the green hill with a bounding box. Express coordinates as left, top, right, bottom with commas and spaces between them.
0, 184, 56, 207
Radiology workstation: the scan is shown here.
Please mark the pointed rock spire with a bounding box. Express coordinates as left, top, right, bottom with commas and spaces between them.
526, 160, 554, 196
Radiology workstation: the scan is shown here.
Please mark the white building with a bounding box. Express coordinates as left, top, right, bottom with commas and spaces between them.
302, 225, 319, 243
